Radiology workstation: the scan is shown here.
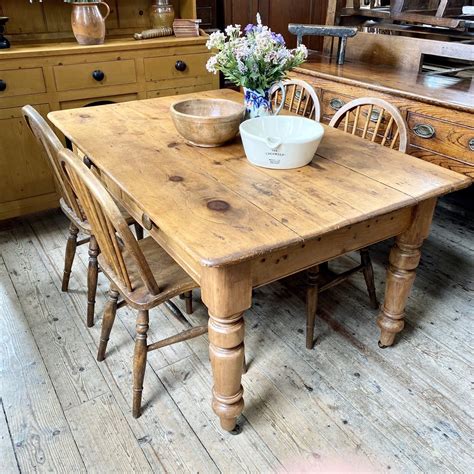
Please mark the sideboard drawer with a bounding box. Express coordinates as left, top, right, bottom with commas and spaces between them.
54, 60, 137, 92
407, 113, 474, 163
321, 90, 356, 121
0, 68, 46, 98
144, 53, 210, 83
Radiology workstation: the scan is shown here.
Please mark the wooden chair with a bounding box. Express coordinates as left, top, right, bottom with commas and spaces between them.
270, 79, 321, 121
21, 105, 145, 327
305, 97, 409, 349
329, 97, 409, 152
59, 148, 204, 418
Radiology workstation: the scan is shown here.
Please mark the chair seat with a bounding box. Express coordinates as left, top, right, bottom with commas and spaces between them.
60, 197, 135, 234
98, 236, 198, 310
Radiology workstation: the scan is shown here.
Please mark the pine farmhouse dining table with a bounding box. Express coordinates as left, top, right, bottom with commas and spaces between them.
49, 89, 471, 432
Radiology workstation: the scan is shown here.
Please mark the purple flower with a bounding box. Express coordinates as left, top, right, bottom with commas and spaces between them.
244, 24, 255, 34
271, 32, 285, 45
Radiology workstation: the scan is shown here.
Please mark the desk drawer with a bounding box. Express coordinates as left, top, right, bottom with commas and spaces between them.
321, 90, 356, 121
54, 60, 137, 92
0, 68, 46, 98
145, 53, 209, 83
407, 113, 474, 163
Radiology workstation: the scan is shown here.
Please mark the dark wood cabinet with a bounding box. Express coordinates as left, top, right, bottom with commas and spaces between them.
196, 0, 218, 30
221, 0, 328, 50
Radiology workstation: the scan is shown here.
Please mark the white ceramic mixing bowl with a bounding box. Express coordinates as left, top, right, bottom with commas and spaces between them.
240, 116, 325, 169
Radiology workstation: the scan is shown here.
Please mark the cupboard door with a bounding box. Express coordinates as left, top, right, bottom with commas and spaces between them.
0, 104, 56, 205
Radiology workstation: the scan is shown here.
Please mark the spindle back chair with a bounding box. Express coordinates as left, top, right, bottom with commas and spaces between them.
270, 79, 321, 121
60, 148, 159, 298
305, 98, 410, 350
22, 105, 86, 225
329, 97, 409, 152
58, 148, 203, 418
22, 105, 147, 327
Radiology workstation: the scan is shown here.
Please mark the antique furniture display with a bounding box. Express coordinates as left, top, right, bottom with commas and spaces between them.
21, 104, 144, 328
0, 0, 218, 221
59, 148, 204, 418
332, 0, 474, 31
48, 89, 470, 432
289, 0, 474, 180
270, 79, 322, 121
305, 96, 410, 350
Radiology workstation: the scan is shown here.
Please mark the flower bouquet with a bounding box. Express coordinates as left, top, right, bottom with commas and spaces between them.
206, 14, 308, 118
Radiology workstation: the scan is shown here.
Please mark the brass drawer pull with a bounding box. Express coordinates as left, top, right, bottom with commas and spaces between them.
92, 70, 105, 82
0, 79, 6, 92
330, 98, 345, 111
469, 138, 474, 151
413, 123, 435, 139
363, 109, 382, 123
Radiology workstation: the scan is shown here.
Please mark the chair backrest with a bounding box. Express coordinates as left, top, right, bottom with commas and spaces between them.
22, 105, 86, 222
58, 149, 160, 295
328, 97, 409, 152
270, 79, 321, 121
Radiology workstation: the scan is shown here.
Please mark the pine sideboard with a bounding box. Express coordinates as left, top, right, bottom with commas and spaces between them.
0, 0, 218, 220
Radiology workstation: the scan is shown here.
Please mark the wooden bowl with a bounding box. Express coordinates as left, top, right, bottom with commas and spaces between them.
170, 98, 246, 147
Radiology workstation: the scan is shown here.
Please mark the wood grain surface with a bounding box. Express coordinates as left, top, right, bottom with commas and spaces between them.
48, 89, 470, 269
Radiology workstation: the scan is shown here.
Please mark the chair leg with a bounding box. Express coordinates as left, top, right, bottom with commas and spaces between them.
61, 223, 79, 292
97, 287, 119, 362
134, 223, 144, 240
183, 291, 193, 314
360, 249, 379, 309
242, 352, 248, 375
87, 236, 99, 327
133, 309, 149, 418
306, 265, 320, 350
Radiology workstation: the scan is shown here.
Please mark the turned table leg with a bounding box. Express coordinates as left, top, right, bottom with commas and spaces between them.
201, 263, 252, 432
377, 199, 437, 347
209, 312, 245, 431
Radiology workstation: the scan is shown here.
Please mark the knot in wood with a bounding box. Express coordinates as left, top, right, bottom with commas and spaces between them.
169, 175, 183, 182
207, 200, 230, 212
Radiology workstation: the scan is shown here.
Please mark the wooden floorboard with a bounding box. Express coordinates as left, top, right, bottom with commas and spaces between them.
0, 190, 473, 473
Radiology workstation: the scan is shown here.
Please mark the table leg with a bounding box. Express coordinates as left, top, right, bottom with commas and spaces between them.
377, 199, 437, 347
201, 264, 252, 432
209, 312, 245, 431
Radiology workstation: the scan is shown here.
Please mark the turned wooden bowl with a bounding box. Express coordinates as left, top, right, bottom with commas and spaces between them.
170, 98, 246, 147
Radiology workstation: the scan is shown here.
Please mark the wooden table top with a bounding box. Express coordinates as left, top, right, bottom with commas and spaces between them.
49, 89, 470, 268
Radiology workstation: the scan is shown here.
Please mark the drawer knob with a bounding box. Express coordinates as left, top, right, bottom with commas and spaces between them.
469, 138, 474, 152
0, 79, 6, 92
175, 60, 187, 72
330, 98, 345, 111
413, 123, 435, 139
92, 70, 105, 82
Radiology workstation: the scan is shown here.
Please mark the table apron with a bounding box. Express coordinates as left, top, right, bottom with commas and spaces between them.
250, 206, 413, 288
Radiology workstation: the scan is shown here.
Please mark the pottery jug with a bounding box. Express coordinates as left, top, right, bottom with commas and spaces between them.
243, 82, 286, 119
71, 2, 110, 45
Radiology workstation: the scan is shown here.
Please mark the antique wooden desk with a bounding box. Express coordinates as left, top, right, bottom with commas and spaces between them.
49, 89, 470, 432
